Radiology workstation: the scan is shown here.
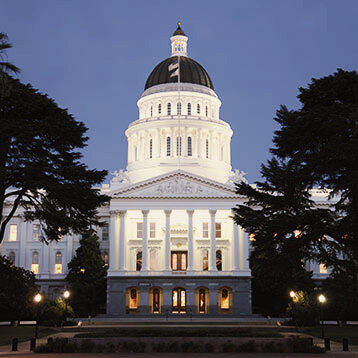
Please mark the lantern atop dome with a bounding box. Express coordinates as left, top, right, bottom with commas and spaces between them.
170, 22, 188, 57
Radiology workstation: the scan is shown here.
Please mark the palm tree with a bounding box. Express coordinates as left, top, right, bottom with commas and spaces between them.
0, 32, 19, 75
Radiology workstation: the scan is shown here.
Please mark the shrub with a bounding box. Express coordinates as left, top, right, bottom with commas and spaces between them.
96, 344, 105, 353
79, 339, 95, 353
236, 340, 256, 352
168, 342, 179, 352
204, 343, 214, 352
222, 342, 236, 352
105, 342, 116, 353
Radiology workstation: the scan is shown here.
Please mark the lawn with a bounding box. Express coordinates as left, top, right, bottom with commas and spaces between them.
301, 326, 358, 345
0, 326, 57, 346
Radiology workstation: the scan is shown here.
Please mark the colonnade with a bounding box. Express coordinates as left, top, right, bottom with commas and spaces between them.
108, 209, 250, 274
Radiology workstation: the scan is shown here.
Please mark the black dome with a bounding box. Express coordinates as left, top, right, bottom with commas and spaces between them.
145, 56, 214, 91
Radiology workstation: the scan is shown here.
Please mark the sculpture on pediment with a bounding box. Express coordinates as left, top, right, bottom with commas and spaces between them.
227, 169, 248, 186
110, 169, 131, 187
155, 178, 208, 196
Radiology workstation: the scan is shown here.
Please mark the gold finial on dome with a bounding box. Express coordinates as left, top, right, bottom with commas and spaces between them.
177, 21, 181, 27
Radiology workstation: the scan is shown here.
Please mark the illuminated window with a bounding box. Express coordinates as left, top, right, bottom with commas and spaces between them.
54, 252, 62, 274
171, 251, 187, 271
150, 249, 156, 270
129, 288, 138, 309
176, 136, 182, 156
149, 139, 153, 158
221, 288, 230, 309
158, 103, 161, 114
319, 264, 328, 274
102, 223, 109, 241
172, 288, 186, 313
9, 224, 17, 241
199, 288, 206, 313
203, 222, 209, 238
31, 251, 39, 274
216, 250, 222, 271
167, 102, 171, 115
150, 222, 156, 238
33, 224, 40, 240
57, 228, 63, 241
206, 139, 209, 159
197, 103, 200, 114
177, 102, 181, 115
102, 251, 108, 266
187, 136, 192, 156
249, 233, 256, 241
187, 103, 191, 115
136, 251, 142, 271
153, 288, 160, 313
215, 223, 222, 238
202, 249, 209, 271
137, 222, 143, 238
8, 251, 15, 265
166, 137, 171, 156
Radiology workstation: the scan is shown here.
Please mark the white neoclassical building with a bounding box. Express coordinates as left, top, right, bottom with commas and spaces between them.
0, 24, 331, 317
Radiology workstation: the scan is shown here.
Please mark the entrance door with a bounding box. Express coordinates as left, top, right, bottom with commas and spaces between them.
172, 288, 186, 313
153, 288, 160, 313
171, 251, 188, 271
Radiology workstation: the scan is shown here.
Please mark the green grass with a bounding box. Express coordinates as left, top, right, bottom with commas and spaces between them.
0, 326, 57, 346
301, 326, 358, 345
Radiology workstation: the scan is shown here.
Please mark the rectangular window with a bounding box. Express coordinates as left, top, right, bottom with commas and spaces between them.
9, 224, 17, 241
202, 250, 209, 271
202, 222, 209, 238
33, 224, 40, 241
31, 264, 39, 274
150, 223, 156, 238
137, 222, 143, 238
319, 264, 328, 274
54, 264, 62, 274
171, 251, 188, 271
102, 223, 109, 241
216, 223, 222, 238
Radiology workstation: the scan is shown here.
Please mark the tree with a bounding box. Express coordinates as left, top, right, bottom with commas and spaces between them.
0, 255, 37, 321
66, 230, 107, 316
0, 32, 20, 76
233, 69, 358, 318
0, 74, 109, 244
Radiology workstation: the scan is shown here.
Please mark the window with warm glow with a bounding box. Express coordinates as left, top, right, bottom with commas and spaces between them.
54, 252, 62, 274
202, 249, 209, 271
33, 224, 40, 240
249, 233, 256, 241
215, 223, 222, 238
199, 289, 206, 313
202, 222, 209, 238
9, 224, 17, 241
136, 251, 142, 271
31, 251, 39, 274
221, 288, 230, 309
129, 288, 138, 309
150, 223, 156, 238
137, 222, 143, 238
171, 251, 187, 271
153, 288, 160, 313
319, 264, 328, 274
216, 250, 222, 271
102, 251, 108, 266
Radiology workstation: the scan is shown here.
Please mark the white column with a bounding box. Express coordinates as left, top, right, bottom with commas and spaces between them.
19, 221, 27, 268
197, 128, 201, 158
118, 210, 127, 271
209, 209, 217, 271
142, 210, 149, 271
187, 209, 194, 272
239, 228, 250, 271
164, 210, 172, 272
232, 218, 239, 272
41, 242, 50, 277
108, 210, 117, 271
157, 128, 161, 158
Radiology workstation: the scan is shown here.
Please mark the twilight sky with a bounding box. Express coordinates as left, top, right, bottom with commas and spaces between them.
1, 0, 357, 183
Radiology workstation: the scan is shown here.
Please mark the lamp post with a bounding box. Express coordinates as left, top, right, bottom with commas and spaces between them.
33, 293, 42, 339
318, 294, 326, 338
289, 291, 297, 331
63, 290, 70, 326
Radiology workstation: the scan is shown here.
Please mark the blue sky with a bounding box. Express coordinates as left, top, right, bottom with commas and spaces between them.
1, 0, 357, 183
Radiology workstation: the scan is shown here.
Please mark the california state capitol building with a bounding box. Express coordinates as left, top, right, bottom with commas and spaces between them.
0, 24, 330, 318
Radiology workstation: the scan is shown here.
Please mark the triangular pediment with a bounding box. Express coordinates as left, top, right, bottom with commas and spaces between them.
112, 170, 240, 199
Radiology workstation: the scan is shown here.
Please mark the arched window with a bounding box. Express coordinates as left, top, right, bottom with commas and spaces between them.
149, 139, 153, 159
167, 102, 171, 115
199, 288, 206, 313
197, 103, 200, 114
166, 136, 171, 156
221, 288, 230, 310
216, 250, 222, 271
202, 249, 209, 271
136, 251, 142, 271
129, 288, 138, 309
187, 136, 192, 156
102, 251, 108, 266
206, 139, 209, 159
158, 103, 161, 114
177, 102, 181, 115
153, 288, 160, 313
176, 136, 182, 156
31, 251, 39, 274
8, 251, 15, 265
205, 106, 208, 117
150, 106, 153, 117
187, 103, 191, 115
54, 251, 62, 274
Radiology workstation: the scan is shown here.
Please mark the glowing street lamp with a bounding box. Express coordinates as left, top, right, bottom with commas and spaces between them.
289, 291, 297, 331
289, 291, 296, 299
33, 293, 42, 339
63, 290, 70, 325
318, 294, 327, 338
